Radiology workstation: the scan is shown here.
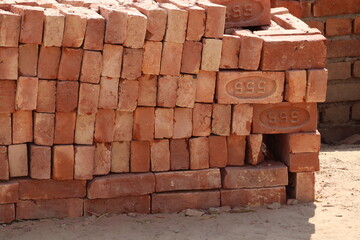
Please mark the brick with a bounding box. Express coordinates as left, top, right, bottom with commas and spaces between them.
8, 144, 28, 177
94, 78, 116, 109
306, 21, 324, 35
273, 131, 321, 154
34, 113, 54, 146
176, 74, 196, 108
208, 136, 227, 168
83, 10, 105, 51
261, 35, 327, 70
56, 81, 79, 112
227, 135, 246, 166
37, 80, 56, 113
313, 0, 360, 17
288, 172, 315, 202
54, 112, 76, 144
99, 6, 127, 44
193, 103, 212, 136
197, 2, 226, 38
78, 83, 100, 115
0, 9, 20, 47
0, 204, 14, 223
275, 0, 303, 18
12, 110, 32, 144
132, 2, 167, 41
0, 146, 9, 180
271, 13, 310, 31
284, 70, 306, 103
185, 6, 205, 41
0, 113, 11, 145
161, 3, 187, 43
353, 102, 360, 120
189, 137, 209, 170
221, 187, 286, 207
326, 18, 352, 36
321, 104, 350, 124
102, 44, 123, 78
111, 141, 130, 173
220, 35, 240, 69
306, 69, 328, 103
211, 104, 231, 136
154, 108, 173, 139
118, 80, 139, 111
355, 17, 360, 34
0, 181, 18, 204
53, 145, 74, 180
130, 141, 150, 173
29, 145, 51, 180
217, 71, 284, 104
93, 143, 111, 175
246, 134, 264, 165
0, 47, 18, 80
157, 76, 178, 107
151, 139, 170, 172
279, 152, 319, 172
19, 43, 38, 76
58, 48, 83, 81
121, 48, 143, 80
152, 190, 220, 213
88, 173, 155, 199
94, 109, 115, 143
234, 30, 263, 70
84, 195, 150, 216
16, 198, 83, 219
201, 38, 222, 71
60, 6, 87, 48
252, 102, 318, 134
231, 104, 253, 136
0, 81, 16, 113
160, 42, 183, 76
15, 76, 38, 110
74, 114, 95, 144
181, 41, 202, 74
123, 8, 146, 48
142, 41, 162, 75
11, 5, 44, 44
43, 8, 65, 47
326, 82, 360, 102
138, 75, 157, 107
328, 62, 351, 80
37, 46, 61, 79
170, 139, 189, 170
173, 108, 192, 139
80, 51, 102, 84
113, 111, 133, 142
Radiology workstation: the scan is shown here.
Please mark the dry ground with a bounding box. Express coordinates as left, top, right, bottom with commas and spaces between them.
1, 144, 360, 240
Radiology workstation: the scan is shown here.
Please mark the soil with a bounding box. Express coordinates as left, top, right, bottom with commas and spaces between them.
1, 144, 359, 240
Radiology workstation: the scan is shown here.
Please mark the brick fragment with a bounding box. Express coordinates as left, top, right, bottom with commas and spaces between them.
155, 108, 174, 139
102, 44, 123, 78
138, 75, 157, 106
99, 6, 127, 44
98, 77, 119, 109
201, 38, 222, 71
8, 144, 28, 177
220, 35, 240, 69
288, 172, 315, 202
19, 43, 38, 76
94, 109, 115, 143
193, 103, 212, 136
284, 70, 306, 103
181, 41, 202, 74
111, 141, 130, 173
306, 69, 328, 103
160, 42, 183, 76
157, 76, 178, 107
12, 110, 32, 144
161, 3, 188, 43
37, 80, 56, 113
151, 139, 170, 172
74, 114, 95, 145
78, 83, 100, 115
58, 48, 83, 81
209, 136, 227, 168
0, 113, 11, 145
0, 204, 14, 223
113, 111, 133, 142
53, 145, 74, 180
30, 145, 51, 179
121, 48, 143, 80
173, 108, 192, 139
0, 81, 16, 113
43, 8, 65, 47
170, 139, 190, 170
176, 74, 196, 108
0, 47, 18, 80
142, 41, 162, 75
131, 141, 150, 173
93, 143, 111, 175
197, 2, 226, 38
56, 81, 79, 112
246, 134, 265, 166
189, 137, 209, 170
0, 181, 19, 204
0, 146, 9, 180
80, 51, 102, 84
37, 46, 61, 79
227, 135, 246, 166
0, 9, 21, 47
118, 80, 139, 111
34, 113, 54, 146
195, 71, 216, 103
212, 104, 231, 136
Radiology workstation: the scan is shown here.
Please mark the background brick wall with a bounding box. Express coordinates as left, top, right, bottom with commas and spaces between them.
272, 0, 360, 143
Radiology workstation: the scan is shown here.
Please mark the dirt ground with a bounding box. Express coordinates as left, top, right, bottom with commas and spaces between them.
1, 144, 359, 240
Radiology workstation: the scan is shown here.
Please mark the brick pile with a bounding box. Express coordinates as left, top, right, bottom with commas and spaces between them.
0, 0, 326, 224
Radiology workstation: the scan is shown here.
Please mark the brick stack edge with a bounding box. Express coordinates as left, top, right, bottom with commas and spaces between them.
0, 0, 326, 224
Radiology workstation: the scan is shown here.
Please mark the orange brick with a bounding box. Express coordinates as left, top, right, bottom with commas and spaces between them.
288, 172, 315, 202
93, 142, 111, 175
29, 145, 51, 179
131, 141, 150, 172
155, 108, 174, 139
83, 9, 105, 51
0, 81, 16, 113
271, 131, 321, 154
111, 141, 130, 173
113, 111, 133, 142
160, 42, 183, 76
220, 35, 240, 69
209, 135, 227, 168
78, 83, 99, 115
133, 107, 155, 141
170, 139, 189, 170
74, 113, 95, 145
326, 18, 352, 36
54, 112, 76, 144
189, 137, 209, 170
0, 204, 14, 223
0, 181, 18, 204
176, 74, 196, 108
246, 134, 265, 165
59, 6, 87, 48
121, 48, 143, 80
37, 46, 61, 79
227, 135, 246, 166
161, 3, 188, 43
353, 60, 360, 78
232, 104, 253, 136
197, 2, 226, 38
355, 17, 360, 34
142, 41, 162, 75
181, 41, 202, 74
0, 47, 18, 80
15, 76, 38, 110
34, 113, 54, 146
201, 38, 222, 71
138, 75, 157, 107
53, 145, 74, 180
58, 48, 83, 81
195, 71, 216, 103
306, 68, 328, 103
284, 70, 307, 103
123, 8, 147, 48
157, 75, 178, 107
94, 109, 115, 143
173, 108, 192, 139
37, 80, 56, 113
80, 50, 102, 84
0, 146, 9, 180
18, 43, 38, 76
99, 6, 127, 44
0, 9, 21, 47
275, 0, 303, 18
150, 139, 170, 172
102, 44, 123, 78
12, 110, 32, 144
212, 104, 231, 136
8, 144, 28, 177
56, 81, 79, 113
117, 80, 139, 111
0, 113, 11, 146
193, 103, 212, 136
98, 77, 119, 109
43, 8, 65, 47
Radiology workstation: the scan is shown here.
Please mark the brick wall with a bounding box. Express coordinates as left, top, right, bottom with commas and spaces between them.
272, 0, 360, 143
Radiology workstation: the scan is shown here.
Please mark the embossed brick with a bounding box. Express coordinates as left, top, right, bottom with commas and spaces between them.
138, 75, 157, 107
30, 145, 51, 180
99, 77, 119, 109
12, 110, 32, 144
131, 141, 150, 173
181, 41, 202, 74
189, 137, 209, 170
80, 50, 102, 84
53, 145, 74, 180
34, 113, 54, 146
58, 48, 83, 81
94, 143, 111, 175
15, 76, 38, 110
173, 108, 192, 139
151, 139, 170, 172
170, 139, 190, 170
8, 144, 28, 177
38, 46, 61, 79
111, 141, 130, 173
227, 135, 246, 166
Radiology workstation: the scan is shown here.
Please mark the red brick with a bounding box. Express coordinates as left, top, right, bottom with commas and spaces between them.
201, 38, 222, 71
331, 39, 360, 58
261, 35, 327, 70
123, 8, 146, 48
29, 145, 51, 180
12, 110, 32, 144
154, 108, 173, 139
313, 0, 360, 17
161, 3, 187, 43
197, 2, 226, 38
131, 141, 150, 173
355, 17, 360, 34
306, 21, 324, 35
56, 81, 79, 112
15, 76, 38, 110
245, 134, 264, 165
0, 9, 21, 47
0, 204, 14, 223
111, 141, 130, 173
217, 71, 284, 104
19, 43, 38, 76
8, 144, 28, 177
326, 18, 352, 36
74, 113, 95, 145
176, 74, 196, 108
157, 75, 178, 107
328, 62, 351, 80
271, 13, 310, 31
220, 35, 240, 69
272, 131, 321, 154
58, 48, 83, 81
322, 105, 350, 124
354, 60, 360, 78
252, 102, 318, 134
0, 113, 11, 145
0, 181, 19, 204
99, 5, 127, 44
54, 112, 76, 144
284, 70, 306, 103
306, 68, 328, 103
83, 10, 105, 51
209, 136, 227, 168
160, 42, 183, 76
37, 80, 56, 113
16, 198, 83, 219
138, 75, 157, 107
0, 146, 9, 180
212, 104, 231, 136
170, 139, 190, 170
221, 187, 286, 207
34, 113, 54, 146
193, 103, 212, 136
280, 152, 319, 172
121, 48, 143, 80
0, 47, 18, 80
98, 77, 119, 109
181, 41, 202, 74
37, 46, 61, 79
189, 137, 209, 170
94, 143, 111, 175
275, 0, 303, 18
173, 108, 192, 139
80, 51, 102, 84
118, 80, 139, 111
113, 111, 133, 142
43, 8, 65, 47
133, 107, 155, 141
59, 6, 87, 48
53, 145, 74, 180
151, 139, 170, 172
288, 172, 315, 202
84, 195, 150, 216
232, 104, 253, 136
11, 5, 44, 44
87, 173, 155, 199
195, 71, 216, 103
0, 81, 16, 113
101, 44, 123, 78
142, 41, 162, 75
94, 109, 115, 143
185, 5, 205, 41
227, 135, 246, 166
152, 190, 220, 213
78, 83, 99, 115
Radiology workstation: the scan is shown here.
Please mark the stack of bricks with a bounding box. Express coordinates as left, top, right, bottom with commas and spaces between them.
0, 0, 326, 224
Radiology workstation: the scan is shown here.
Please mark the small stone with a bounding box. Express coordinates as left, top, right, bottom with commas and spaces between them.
287, 199, 299, 205
184, 209, 204, 217
208, 207, 221, 214
127, 212, 137, 217
219, 206, 232, 213
267, 202, 281, 210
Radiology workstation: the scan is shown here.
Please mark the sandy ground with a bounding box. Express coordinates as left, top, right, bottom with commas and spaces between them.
1, 144, 360, 240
